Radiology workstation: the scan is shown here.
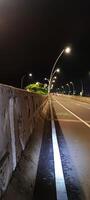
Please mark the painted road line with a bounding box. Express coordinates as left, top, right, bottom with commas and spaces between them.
54, 119, 83, 122
54, 98, 90, 129
50, 99, 68, 200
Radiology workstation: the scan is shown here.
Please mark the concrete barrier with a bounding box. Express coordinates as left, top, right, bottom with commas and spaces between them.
0, 84, 48, 197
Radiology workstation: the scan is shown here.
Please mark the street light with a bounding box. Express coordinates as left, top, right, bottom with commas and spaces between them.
36, 82, 39, 85
56, 68, 60, 73
51, 68, 60, 79
48, 68, 60, 93
51, 84, 54, 89
44, 77, 49, 82
66, 83, 70, 94
52, 79, 55, 83
80, 80, 84, 96
48, 46, 71, 93
65, 47, 71, 54
29, 73, 32, 77
61, 85, 64, 94
21, 73, 32, 89
53, 76, 57, 79
70, 81, 75, 95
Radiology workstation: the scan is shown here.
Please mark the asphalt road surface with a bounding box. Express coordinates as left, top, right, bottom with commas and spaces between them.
1, 94, 90, 200
51, 94, 90, 200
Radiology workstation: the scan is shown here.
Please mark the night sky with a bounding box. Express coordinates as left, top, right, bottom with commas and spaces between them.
0, 0, 90, 89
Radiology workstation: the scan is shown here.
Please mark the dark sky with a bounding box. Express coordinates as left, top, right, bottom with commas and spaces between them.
0, 0, 90, 88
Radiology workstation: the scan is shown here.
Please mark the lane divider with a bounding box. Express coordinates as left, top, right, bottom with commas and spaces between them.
54, 98, 90, 129
49, 98, 68, 200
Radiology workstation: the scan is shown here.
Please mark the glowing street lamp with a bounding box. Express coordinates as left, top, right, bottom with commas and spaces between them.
61, 85, 64, 93
29, 73, 32, 77
48, 68, 60, 93
66, 83, 70, 94
52, 68, 60, 78
53, 76, 57, 79
21, 73, 32, 89
36, 82, 39, 85
52, 79, 55, 83
70, 81, 75, 95
80, 80, 84, 96
44, 77, 49, 82
51, 84, 54, 90
48, 46, 71, 93
64, 47, 71, 54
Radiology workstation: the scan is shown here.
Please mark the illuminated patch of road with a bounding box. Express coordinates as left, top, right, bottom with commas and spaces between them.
54, 119, 85, 200
54, 99, 90, 129
50, 99, 68, 200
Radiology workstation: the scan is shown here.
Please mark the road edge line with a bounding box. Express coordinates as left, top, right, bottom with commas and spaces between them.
49, 98, 68, 200
55, 98, 90, 128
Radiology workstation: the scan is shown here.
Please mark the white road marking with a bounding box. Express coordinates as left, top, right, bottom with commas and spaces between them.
54, 119, 84, 122
49, 99, 68, 200
54, 98, 90, 129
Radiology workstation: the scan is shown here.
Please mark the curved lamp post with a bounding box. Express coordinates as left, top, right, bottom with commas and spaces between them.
53, 76, 57, 80
66, 83, 70, 94
45, 76, 57, 91
61, 85, 64, 94
48, 46, 71, 93
70, 81, 75, 95
80, 80, 84, 96
44, 77, 49, 82
21, 73, 32, 89
48, 68, 60, 93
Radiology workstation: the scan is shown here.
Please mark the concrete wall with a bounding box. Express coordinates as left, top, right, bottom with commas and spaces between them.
0, 84, 48, 197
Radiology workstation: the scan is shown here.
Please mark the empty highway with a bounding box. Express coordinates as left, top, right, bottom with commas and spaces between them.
2, 94, 90, 200
50, 94, 90, 200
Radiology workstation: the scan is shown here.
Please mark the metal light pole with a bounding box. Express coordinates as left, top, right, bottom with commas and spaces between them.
66, 83, 70, 94
21, 73, 32, 89
61, 86, 64, 93
70, 81, 75, 95
48, 46, 71, 94
80, 80, 84, 96
21, 74, 26, 89
48, 68, 60, 93
45, 76, 57, 92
